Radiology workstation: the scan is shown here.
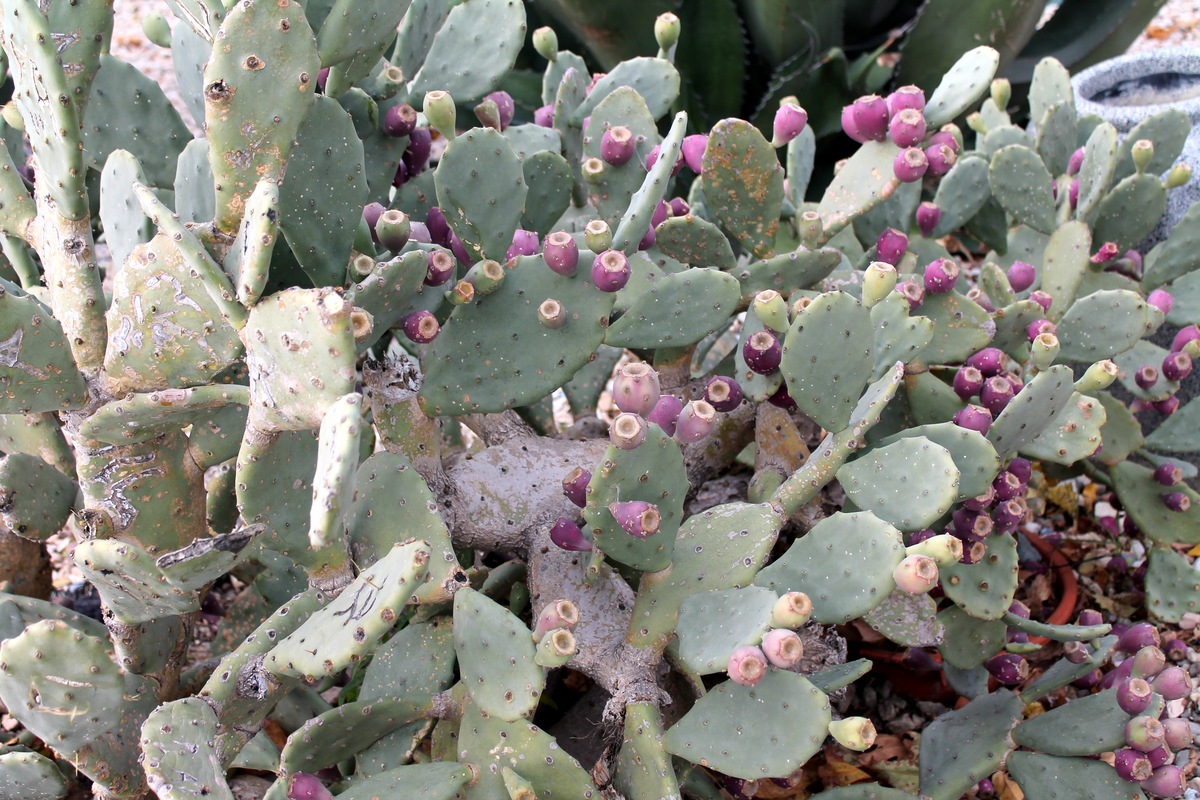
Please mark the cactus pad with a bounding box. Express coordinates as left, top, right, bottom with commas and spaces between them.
0, 283, 88, 413
1011, 688, 1130, 756
453, 587, 543, 721
986, 365, 1075, 458
864, 590, 944, 647
141, 697, 231, 800
605, 268, 739, 348
1111, 461, 1200, 545
837, 437, 960, 530
940, 534, 1018, 621
672, 586, 776, 674
0, 452, 77, 540
918, 690, 1020, 800
1006, 753, 1144, 800
435, 128, 527, 261
702, 118, 784, 259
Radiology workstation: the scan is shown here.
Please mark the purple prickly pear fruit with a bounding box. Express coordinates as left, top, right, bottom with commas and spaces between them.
1062, 641, 1089, 664
953, 404, 993, 435
506, 229, 540, 260
771, 591, 814, 628
1165, 637, 1188, 661
1171, 324, 1200, 353
888, 108, 926, 148
550, 517, 592, 551
1026, 319, 1055, 342
1007, 260, 1037, 293
892, 554, 939, 594
1008, 599, 1031, 619
681, 134, 708, 173
316, 68, 329, 92
993, 471, 1024, 502
543, 231, 579, 276
403, 127, 432, 175
842, 95, 889, 143
767, 381, 799, 411
1140, 765, 1186, 798
1073, 669, 1103, 690
362, 201, 385, 238
929, 128, 960, 153
1146, 745, 1173, 770
980, 376, 1014, 416
1147, 288, 1174, 316
382, 103, 418, 137
534, 104, 554, 127
592, 250, 630, 292
977, 778, 996, 798
1117, 677, 1155, 714
600, 125, 636, 166
448, 230, 472, 266
993, 498, 1026, 535
705, 376, 744, 412
887, 84, 926, 116
610, 413, 648, 450
1135, 364, 1160, 390
961, 539, 988, 564
1162, 351, 1192, 382
1068, 178, 1080, 208
391, 158, 410, 188
896, 279, 925, 310
650, 199, 671, 229
743, 330, 782, 374
288, 773, 334, 800
954, 508, 993, 540
828, 717, 877, 752
613, 362, 662, 416
1007, 456, 1032, 484
484, 90, 514, 130
1114, 749, 1154, 783
425, 207, 452, 247
876, 228, 909, 265
917, 202, 940, 237
924, 143, 957, 177
1161, 718, 1193, 751
953, 366, 984, 400
1126, 715, 1167, 752
893, 146, 929, 182
771, 102, 808, 147
562, 467, 591, 508
645, 144, 682, 176
922, 257, 959, 294
1067, 147, 1085, 176
533, 599, 580, 642
1151, 665, 1192, 700
1155, 395, 1181, 415
966, 347, 1004, 376
760, 627, 804, 668
1091, 241, 1121, 264
984, 653, 1028, 686
720, 776, 758, 800
669, 197, 690, 217
407, 220, 431, 243
963, 486, 995, 512
727, 645, 768, 686
402, 310, 440, 344
1028, 290, 1052, 313
1119, 622, 1162, 654
1154, 463, 1183, 487
675, 400, 717, 444
637, 227, 656, 251
646, 395, 683, 436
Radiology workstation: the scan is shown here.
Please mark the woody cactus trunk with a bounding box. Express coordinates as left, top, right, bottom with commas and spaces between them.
0, 2, 1198, 800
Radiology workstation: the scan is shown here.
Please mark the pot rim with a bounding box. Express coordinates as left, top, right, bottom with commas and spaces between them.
1072, 46, 1200, 131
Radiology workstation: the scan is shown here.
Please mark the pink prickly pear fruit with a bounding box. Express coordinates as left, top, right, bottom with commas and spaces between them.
532, 599, 580, 642
1161, 718, 1193, 751
612, 362, 662, 417
1151, 665, 1192, 700
549, 517, 592, 552
953, 366, 984, 400
922, 257, 959, 294
675, 400, 717, 444
610, 413, 648, 450
887, 85, 926, 116
402, 310, 440, 344
771, 102, 808, 147
1131, 645, 1167, 678
484, 90, 514, 130
543, 231, 579, 276
953, 404, 993, 435
875, 228, 909, 266
888, 108, 927, 147
592, 249, 630, 292
967, 347, 1005, 376
534, 104, 554, 127
609, 500, 662, 539
1154, 463, 1184, 487
600, 125, 637, 166
288, 773, 334, 800
1140, 765, 1186, 798
727, 645, 768, 686
1067, 147, 1085, 176
841, 95, 889, 143
743, 330, 782, 374
1148, 288, 1174, 316
506, 229, 540, 260
681, 134, 708, 173
704, 376, 744, 412
984, 653, 1028, 685
760, 628, 804, 668
1007, 260, 1036, 292
892, 554, 939, 594
381, 103, 418, 137
916, 202, 940, 237
1125, 715, 1167, 752
646, 395, 684, 436
1162, 351, 1192, 382
893, 146, 928, 182
1119, 622, 1162, 654
1116, 677, 1154, 715
1114, 748, 1154, 783
561, 467, 591, 508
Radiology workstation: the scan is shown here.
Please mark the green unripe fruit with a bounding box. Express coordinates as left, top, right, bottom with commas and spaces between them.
1031, 332, 1059, 371
141, 11, 172, 48
584, 219, 612, 253
752, 290, 789, 332
534, 628, 577, 667
1167, 162, 1192, 189
828, 717, 877, 751
464, 259, 505, 296
799, 211, 822, 248
532, 26, 558, 62
1075, 359, 1119, 393
862, 262, 897, 308
654, 12, 681, 51
375, 209, 410, 252
905, 533, 963, 567
1132, 139, 1154, 174
423, 90, 456, 140
770, 591, 813, 629
990, 78, 1011, 111
2, 103, 23, 131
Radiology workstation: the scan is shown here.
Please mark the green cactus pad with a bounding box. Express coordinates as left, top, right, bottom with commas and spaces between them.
779, 291, 873, 433
1145, 546, 1200, 623
338, 763, 473, 800
155, 525, 261, 592
405, 0, 525, 102
1020, 635, 1116, 704
1003, 613, 1110, 643
205, 0, 318, 233
671, 586, 777, 674
79, 385, 249, 446
348, 453, 464, 605
991, 299, 1048, 359
837, 437, 960, 530
267, 539, 430, 680
456, 701, 598, 798
611, 112, 686, 255
904, 371, 965, 426
0, 412, 74, 476
1074, 122, 1119, 222
701, 118, 784, 259
316, 0, 409, 69
83, 56, 191, 189
0, 620, 125, 756
807, 659, 873, 694
420, 253, 613, 415
605, 268, 739, 349
980, 262, 1017, 310
986, 365, 1076, 459
103, 234, 244, 394
581, 86, 662, 228
1115, 107, 1190, 181
876, 422, 1000, 501
1040, 220, 1091, 320
1007, 753, 1145, 800
0, 749, 68, 800
755, 511, 905, 624
0, 453, 77, 541
73, 538, 197, 623
0, 593, 109, 646
571, 57, 680, 125
505, 124, 563, 160
521, 150, 573, 236
918, 690, 1020, 800
1036, 101, 1078, 177
0, 147, 34, 241
280, 696, 432, 776
923, 46, 999, 129
350, 251, 427, 349
734, 247, 842, 297
1093, 393, 1144, 464
583, 423, 687, 572
940, 534, 1018, 620
307, 392, 362, 551
360, 618, 456, 703
563, 344, 623, 417
915, 291, 993, 365
1144, 202, 1200, 289
243, 287, 357, 431
98, 150, 153, 275
1021, 392, 1105, 465
663, 668, 831, 781
1111, 461, 1200, 545
0, 282, 88, 414
989, 145, 1056, 234
937, 605, 1007, 669
1056, 289, 1154, 362
865, 590, 944, 648
1029, 57, 1074, 123
225, 178, 280, 308
930, 156, 991, 238
982, 125, 1028, 156
870, 293, 935, 380
1114, 339, 1172, 401
235, 427, 321, 565
629, 502, 782, 651
141, 697, 231, 800
653, 215, 734, 273
453, 587, 543, 721
613, 702, 680, 800
435, 128, 526, 261
817, 141, 902, 241
1012, 689, 1130, 756
174, 139, 215, 224
1091, 174, 1167, 253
